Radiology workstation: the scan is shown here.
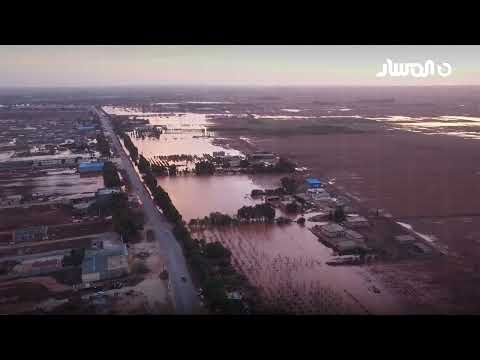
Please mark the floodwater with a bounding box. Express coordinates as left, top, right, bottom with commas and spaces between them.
367, 115, 480, 140
0, 151, 13, 161
107, 106, 406, 314
159, 175, 281, 221
130, 132, 241, 158
192, 223, 404, 314
0, 172, 104, 198
104, 108, 241, 157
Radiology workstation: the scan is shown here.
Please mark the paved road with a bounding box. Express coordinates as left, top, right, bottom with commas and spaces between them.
94, 106, 200, 314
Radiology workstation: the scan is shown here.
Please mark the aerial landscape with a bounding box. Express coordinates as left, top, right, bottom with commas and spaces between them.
1, 45, 480, 315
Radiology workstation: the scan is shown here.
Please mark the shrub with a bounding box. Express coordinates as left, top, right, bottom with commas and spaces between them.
132, 261, 150, 275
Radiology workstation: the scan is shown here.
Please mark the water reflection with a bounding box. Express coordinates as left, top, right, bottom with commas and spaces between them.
0, 173, 103, 198
106, 105, 405, 314
159, 175, 266, 221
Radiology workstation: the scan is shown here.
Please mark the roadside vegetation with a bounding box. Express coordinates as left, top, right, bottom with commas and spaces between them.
117, 138, 252, 313
96, 133, 111, 158
110, 193, 144, 242
102, 161, 122, 188
329, 205, 346, 223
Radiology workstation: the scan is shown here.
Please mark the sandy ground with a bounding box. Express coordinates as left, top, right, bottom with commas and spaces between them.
69, 229, 175, 315
122, 229, 174, 314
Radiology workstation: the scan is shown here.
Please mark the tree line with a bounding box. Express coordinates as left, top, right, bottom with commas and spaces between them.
96, 133, 111, 158
136, 152, 251, 313
122, 133, 138, 163
102, 161, 122, 188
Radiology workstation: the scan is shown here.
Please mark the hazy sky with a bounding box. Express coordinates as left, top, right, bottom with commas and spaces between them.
1, 45, 479, 87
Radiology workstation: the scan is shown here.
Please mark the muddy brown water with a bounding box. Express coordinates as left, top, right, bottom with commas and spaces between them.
0, 173, 103, 198
104, 107, 408, 314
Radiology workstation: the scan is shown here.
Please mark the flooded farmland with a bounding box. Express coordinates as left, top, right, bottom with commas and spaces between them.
160, 175, 270, 221
104, 105, 407, 314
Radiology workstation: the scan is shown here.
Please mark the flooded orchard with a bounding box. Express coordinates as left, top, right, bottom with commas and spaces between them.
105, 106, 406, 314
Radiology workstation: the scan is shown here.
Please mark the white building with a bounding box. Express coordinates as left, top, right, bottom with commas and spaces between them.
307, 188, 331, 201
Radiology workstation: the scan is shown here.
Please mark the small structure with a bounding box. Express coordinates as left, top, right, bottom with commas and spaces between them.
394, 234, 416, 244
265, 196, 281, 204
95, 187, 122, 206
13, 226, 48, 243
307, 188, 330, 201
336, 240, 368, 254
345, 229, 365, 242
78, 125, 97, 131
412, 242, 433, 254
345, 215, 369, 228
227, 291, 243, 300
213, 151, 225, 157
318, 223, 345, 238
78, 161, 105, 173
248, 151, 278, 165
72, 201, 94, 214
226, 155, 242, 167
305, 178, 322, 188
13, 255, 63, 274
81, 244, 129, 283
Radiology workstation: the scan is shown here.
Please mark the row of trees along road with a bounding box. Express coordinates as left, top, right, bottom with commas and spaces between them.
135, 154, 252, 313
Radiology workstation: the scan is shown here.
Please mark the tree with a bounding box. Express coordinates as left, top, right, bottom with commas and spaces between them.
138, 155, 151, 174
281, 176, 297, 194
96, 133, 110, 157
296, 217, 306, 225
195, 161, 215, 175
122, 134, 138, 162
286, 201, 299, 213
254, 203, 275, 222
112, 209, 138, 242
275, 157, 296, 173
63, 248, 85, 266
168, 164, 177, 176
144, 173, 158, 191
110, 193, 141, 242
103, 161, 121, 188
151, 163, 168, 176
204, 242, 231, 259
238, 206, 255, 220
333, 205, 346, 223
209, 212, 232, 226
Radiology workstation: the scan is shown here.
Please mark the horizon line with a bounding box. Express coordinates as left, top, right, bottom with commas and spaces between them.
2, 84, 480, 89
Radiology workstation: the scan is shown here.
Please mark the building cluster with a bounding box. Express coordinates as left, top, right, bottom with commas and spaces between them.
81, 241, 129, 284
0, 105, 133, 307
247, 151, 279, 167
212, 151, 244, 168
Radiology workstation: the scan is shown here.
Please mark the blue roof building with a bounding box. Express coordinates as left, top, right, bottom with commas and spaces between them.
13, 225, 48, 243
78, 125, 97, 131
305, 178, 322, 188
78, 161, 104, 173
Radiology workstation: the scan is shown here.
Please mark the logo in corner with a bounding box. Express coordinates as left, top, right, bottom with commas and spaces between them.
376, 59, 453, 78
